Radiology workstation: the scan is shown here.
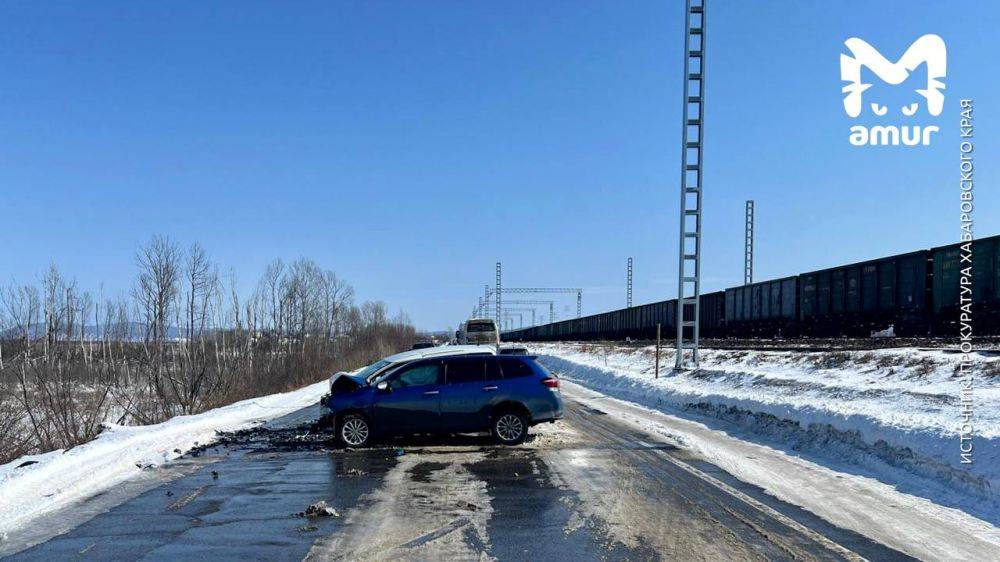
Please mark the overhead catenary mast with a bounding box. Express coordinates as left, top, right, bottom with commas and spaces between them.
495, 262, 502, 325
627, 257, 634, 308
675, 0, 706, 370
745, 200, 754, 285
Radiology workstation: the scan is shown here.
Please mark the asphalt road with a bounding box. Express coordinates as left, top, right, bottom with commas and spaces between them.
5, 388, 916, 561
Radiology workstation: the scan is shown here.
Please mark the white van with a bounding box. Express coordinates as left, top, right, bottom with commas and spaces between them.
458, 318, 500, 346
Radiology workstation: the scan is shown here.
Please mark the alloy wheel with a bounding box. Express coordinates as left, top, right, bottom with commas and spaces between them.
341, 417, 369, 446
496, 414, 524, 442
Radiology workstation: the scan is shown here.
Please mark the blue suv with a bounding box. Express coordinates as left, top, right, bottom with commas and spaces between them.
322, 354, 563, 447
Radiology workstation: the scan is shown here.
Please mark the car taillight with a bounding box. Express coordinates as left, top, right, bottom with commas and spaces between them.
541, 377, 559, 389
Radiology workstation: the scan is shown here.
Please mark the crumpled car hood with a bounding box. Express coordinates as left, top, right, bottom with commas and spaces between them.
329, 373, 368, 394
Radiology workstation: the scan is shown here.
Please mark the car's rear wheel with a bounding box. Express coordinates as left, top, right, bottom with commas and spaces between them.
492, 411, 528, 445
338, 414, 371, 447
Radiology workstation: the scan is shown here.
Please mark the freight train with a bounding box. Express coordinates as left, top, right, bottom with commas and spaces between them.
503, 235, 1000, 341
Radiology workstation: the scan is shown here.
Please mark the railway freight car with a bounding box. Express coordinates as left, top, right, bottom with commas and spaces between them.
932, 236, 1000, 335
501, 234, 1000, 342
798, 250, 930, 336
724, 277, 797, 337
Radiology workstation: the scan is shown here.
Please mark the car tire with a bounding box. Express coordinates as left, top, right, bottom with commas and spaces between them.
491, 410, 528, 446
338, 414, 372, 448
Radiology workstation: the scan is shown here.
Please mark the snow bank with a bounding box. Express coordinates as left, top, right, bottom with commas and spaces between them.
0, 380, 328, 537
534, 343, 1000, 520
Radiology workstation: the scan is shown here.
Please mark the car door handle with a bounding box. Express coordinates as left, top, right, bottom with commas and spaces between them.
423, 390, 440, 395
482, 386, 498, 391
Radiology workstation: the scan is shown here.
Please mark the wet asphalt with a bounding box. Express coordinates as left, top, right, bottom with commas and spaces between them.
4, 393, 915, 561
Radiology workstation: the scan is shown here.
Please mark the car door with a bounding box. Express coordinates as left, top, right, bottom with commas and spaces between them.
372, 360, 443, 436
439, 356, 490, 432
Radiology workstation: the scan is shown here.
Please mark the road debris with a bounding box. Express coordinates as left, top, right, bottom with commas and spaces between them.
300, 501, 340, 518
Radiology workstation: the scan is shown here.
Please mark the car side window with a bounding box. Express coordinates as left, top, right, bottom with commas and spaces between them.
498, 357, 534, 379
446, 357, 485, 384
390, 362, 441, 389
485, 357, 502, 381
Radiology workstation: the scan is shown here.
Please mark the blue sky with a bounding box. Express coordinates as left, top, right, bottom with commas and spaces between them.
1, 1, 996, 330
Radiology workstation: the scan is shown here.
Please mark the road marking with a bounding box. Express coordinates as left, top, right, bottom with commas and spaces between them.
398, 517, 472, 549
167, 486, 207, 511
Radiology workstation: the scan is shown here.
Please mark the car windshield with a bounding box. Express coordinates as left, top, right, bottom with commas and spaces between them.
355, 359, 392, 383
467, 322, 495, 333
371, 365, 402, 385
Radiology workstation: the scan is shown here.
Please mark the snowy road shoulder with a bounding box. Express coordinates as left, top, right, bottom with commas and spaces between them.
560, 382, 1000, 562
534, 343, 1000, 521
0, 380, 329, 550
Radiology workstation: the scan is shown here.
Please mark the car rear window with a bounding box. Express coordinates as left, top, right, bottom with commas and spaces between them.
466, 321, 496, 333
446, 357, 485, 384
498, 357, 535, 379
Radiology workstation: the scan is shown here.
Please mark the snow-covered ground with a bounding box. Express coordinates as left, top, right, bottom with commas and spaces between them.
0, 380, 329, 541
533, 342, 1000, 524
560, 382, 1000, 561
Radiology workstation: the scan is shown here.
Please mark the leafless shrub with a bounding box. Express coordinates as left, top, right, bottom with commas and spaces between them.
0, 238, 416, 465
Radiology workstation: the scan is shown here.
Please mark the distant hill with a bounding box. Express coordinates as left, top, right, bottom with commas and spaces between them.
1, 322, 183, 341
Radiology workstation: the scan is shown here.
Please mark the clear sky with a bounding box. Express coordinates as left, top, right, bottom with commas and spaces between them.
1, 1, 996, 330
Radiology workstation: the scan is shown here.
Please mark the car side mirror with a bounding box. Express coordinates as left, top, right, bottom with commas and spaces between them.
376, 380, 390, 392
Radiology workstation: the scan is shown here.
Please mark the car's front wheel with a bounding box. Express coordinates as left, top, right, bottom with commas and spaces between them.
338, 414, 372, 447
491, 411, 528, 445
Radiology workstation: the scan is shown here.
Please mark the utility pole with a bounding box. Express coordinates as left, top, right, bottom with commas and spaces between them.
577, 290, 582, 318
495, 262, 502, 325
675, 0, 706, 371
483, 285, 489, 318
745, 200, 754, 286
627, 257, 634, 308
655, 323, 662, 379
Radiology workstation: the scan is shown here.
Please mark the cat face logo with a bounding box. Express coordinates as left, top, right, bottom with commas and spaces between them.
840, 34, 946, 146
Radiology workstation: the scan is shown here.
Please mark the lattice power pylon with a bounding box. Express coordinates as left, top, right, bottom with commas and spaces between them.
675, 0, 706, 370
627, 257, 634, 308
745, 200, 754, 286
495, 263, 502, 324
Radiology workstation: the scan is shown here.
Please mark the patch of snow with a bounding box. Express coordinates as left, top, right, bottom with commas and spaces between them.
0, 380, 329, 539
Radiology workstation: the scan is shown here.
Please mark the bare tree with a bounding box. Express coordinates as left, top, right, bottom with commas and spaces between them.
0, 240, 417, 465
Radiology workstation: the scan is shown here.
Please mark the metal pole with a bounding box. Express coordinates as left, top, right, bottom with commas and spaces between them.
655, 323, 661, 379
495, 263, 502, 325
675, 0, 706, 370
745, 200, 754, 286
627, 257, 633, 308
577, 290, 582, 318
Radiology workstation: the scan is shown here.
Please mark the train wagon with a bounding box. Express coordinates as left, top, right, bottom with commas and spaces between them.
932, 237, 1000, 335
724, 277, 797, 337
798, 250, 930, 336
500, 234, 1000, 342
699, 291, 726, 337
